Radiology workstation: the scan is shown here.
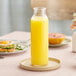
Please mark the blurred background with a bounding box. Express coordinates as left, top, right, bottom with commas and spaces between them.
0, 0, 74, 36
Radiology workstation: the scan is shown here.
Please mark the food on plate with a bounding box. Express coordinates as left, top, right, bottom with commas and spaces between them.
0, 40, 15, 52
49, 33, 65, 45
71, 24, 76, 30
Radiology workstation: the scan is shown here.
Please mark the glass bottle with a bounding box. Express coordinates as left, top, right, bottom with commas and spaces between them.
71, 13, 76, 53
31, 7, 49, 66
71, 13, 76, 30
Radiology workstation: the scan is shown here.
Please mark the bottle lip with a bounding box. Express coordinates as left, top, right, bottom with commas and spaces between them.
33, 7, 46, 10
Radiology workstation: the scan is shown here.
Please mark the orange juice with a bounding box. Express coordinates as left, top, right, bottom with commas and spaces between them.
31, 16, 48, 65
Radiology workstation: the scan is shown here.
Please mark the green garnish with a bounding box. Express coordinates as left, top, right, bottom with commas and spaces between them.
15, 44, 24, 50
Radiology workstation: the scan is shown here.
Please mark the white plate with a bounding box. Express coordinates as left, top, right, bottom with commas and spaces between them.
49, 38, 71, 47
0, 39, 30, 56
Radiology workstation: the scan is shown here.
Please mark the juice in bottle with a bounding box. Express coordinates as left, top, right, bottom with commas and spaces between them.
31, 7, 49, 66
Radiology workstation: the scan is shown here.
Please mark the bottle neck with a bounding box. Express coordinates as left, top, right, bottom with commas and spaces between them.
33, 7, 46, 17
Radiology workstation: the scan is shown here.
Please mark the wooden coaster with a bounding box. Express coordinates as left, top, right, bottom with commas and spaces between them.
20, 58, 61, 71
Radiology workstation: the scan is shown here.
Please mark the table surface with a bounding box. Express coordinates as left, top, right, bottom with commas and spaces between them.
0, 31, 76, 76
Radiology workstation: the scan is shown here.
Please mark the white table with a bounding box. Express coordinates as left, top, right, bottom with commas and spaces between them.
0, 31, 76, 76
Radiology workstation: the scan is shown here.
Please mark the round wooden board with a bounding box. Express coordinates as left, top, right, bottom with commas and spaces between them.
20, 58, 61, 71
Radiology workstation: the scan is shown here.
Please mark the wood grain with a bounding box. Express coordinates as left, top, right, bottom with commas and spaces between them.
31, 0, 47, 8
31, 0, 76, 20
